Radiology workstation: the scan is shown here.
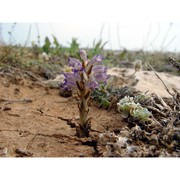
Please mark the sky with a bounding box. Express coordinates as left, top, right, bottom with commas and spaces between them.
1, 22, 180, 52
1, 0, 180, 52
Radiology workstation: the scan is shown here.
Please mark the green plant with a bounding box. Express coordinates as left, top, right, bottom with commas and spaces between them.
91, 84, 111, 109
87, 39, 107, 59
67, 38, 80, 58
31, 41, 41, 58
92, 39, 107, 55
42, 36, 51, 54
130, 106, 151, 121
117, 96, 151, 121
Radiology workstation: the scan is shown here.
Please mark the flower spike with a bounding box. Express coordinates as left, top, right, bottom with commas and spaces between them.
61, 49, 110, 137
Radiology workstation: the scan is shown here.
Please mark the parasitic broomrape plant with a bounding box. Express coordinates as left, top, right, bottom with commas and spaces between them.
61, 49, 110, 137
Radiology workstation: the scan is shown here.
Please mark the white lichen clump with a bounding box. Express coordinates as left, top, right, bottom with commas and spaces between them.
117, 96, 151, 121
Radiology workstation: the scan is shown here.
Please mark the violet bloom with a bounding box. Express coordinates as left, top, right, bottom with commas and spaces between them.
62, 50, 109, 91
68, 57, 83, 72
62, 72, 81, 89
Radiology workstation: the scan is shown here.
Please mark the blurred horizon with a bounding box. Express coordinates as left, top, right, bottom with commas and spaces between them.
1, 22, 180, 52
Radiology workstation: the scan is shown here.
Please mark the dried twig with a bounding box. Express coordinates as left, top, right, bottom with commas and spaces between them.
146, 62, 174, 96
24, 70, 42, 81
0, 98, 32, 110
154, 93, 171, 110
147, 106, 167, 117
0, 98, 32, 104
172, 88, 180, 110
26, 131, 39, 149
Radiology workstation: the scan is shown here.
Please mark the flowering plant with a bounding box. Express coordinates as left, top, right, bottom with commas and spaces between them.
62, 49, 110, 137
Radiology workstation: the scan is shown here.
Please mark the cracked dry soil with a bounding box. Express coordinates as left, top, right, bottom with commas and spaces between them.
0, 75, 125, 157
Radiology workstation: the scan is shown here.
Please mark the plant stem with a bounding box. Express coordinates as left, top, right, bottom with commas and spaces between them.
77, 85, 91, 137
79, 97, 88, 126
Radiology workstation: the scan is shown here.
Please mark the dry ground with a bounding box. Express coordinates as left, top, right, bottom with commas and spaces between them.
0, 71, 125, 157
0, 67, 179, 157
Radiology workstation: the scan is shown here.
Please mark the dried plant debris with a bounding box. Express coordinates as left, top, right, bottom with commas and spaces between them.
169, 56, 180, 73
95, 87, 180, 157
97, 122, 179, 157
0, 146, 9, 157
15, 148, 33, 157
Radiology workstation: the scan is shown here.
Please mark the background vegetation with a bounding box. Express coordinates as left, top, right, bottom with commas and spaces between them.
0, 23, 180, 79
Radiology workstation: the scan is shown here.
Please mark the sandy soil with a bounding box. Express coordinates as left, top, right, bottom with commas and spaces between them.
108, 67, 180, 98
0, 73, 125, 157
0, 67, 179, 157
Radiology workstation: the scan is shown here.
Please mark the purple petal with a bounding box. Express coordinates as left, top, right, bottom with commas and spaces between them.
63, 72, 81, 89
92, 65, 107, 74
63, 72, 80, 80
62, 78, 76, 88
86, 79, 99, 89
68, 57, 83, 71
61, 80, 71, 89
94, 73, 110, 83
88, 55, 104, 67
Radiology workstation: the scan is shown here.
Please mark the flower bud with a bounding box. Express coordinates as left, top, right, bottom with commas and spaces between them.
80, 49, 88, 62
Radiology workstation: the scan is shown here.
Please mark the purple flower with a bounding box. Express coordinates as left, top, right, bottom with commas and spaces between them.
91, 65, 109, 84
86, 79, 99, 89
85, 55, 104, 75
93, 73, 110, 84
88, 55, 104, 66
63, 72, 81, 89
92, 65, 107, 74
62, 50, 109, 91
63, 72, 81, 80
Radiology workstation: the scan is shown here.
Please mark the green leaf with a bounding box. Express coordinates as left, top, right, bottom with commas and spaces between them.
52, 35, 59, 47
42, 36, 51, 54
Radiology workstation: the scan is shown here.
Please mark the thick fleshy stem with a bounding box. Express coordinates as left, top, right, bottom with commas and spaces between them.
76, 77, 91, 137
77, 94, 90, 137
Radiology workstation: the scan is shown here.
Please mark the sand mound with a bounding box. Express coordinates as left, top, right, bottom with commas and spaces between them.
108, 67, 180, 97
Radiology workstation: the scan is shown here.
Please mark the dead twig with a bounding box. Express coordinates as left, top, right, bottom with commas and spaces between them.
146, 62, 174, 96
154, 93, 172, 110
147, 105, 167, 117
6, 113, 20, 117
0, 99, 32, 110
26, 131, 39, 150
172, 88, 180, 110
0, 98, 32, 104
